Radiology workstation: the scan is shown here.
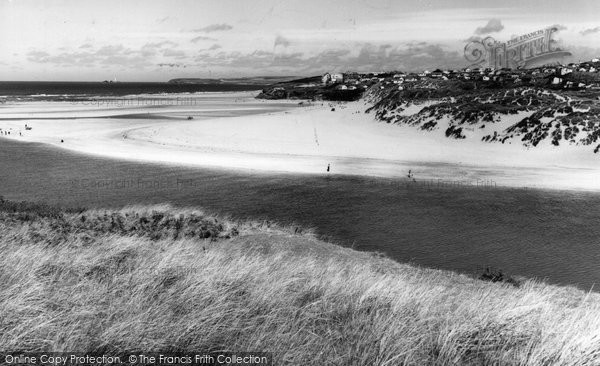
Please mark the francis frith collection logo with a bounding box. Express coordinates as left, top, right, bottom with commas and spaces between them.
465, 25, 572, 69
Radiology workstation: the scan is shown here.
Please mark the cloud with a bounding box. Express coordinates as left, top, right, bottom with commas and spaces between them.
144, 41, 178, 48
191, 36, 217, 43
162, 48, 186, 58
189, 41, 465, 74
26, 43, 165, 69
27, 51, 50, 62
79, 43, 93, 49
193, 23, 233, 33
96, 44, 133, 56
552, 24, 567, 31
158, 63, 185, 68
25, 38, 469, 77
99, 54, 150, 67
581, 26, 600, 36
274, 35, 290, 48
27, 50, 98, 66
463, 35, 482, 43
307, 49, 351, 67
270, 52, 305, 67
309, 42, 465, 73
563, 45, 600, 62
140, 41, 179, 57
192, 49, 302, 70
474, 19, 504, 35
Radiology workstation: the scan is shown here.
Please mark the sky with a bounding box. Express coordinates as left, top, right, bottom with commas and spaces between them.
1, 0, 600, 81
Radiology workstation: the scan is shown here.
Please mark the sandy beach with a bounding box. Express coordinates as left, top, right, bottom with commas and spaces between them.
0, 91, 598, 191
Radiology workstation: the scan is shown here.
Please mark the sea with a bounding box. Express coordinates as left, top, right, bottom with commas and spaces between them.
0, 81, 267, 102
1, 82, 600, 290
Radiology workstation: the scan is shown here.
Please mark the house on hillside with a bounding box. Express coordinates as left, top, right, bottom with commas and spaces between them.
331, 73, 344, 84
431, 69, 443, 78
321, 73, 344, 85
560, 67, 573, 76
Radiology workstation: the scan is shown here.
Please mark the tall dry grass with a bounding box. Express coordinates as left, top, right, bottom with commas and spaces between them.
0, 200, 599, 365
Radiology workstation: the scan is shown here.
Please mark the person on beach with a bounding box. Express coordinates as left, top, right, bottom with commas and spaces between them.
327, 163, 330, 172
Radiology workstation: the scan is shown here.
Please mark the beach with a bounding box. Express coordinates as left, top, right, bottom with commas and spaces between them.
0, 91, 598, 191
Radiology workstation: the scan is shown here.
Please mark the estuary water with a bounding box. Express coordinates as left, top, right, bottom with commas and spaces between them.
1, 138, 600, 290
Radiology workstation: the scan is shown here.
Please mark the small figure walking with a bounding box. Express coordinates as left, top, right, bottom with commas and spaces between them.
327, 163, 330, 172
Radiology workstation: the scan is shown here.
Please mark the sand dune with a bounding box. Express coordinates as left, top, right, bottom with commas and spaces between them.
0, 93, 598, 191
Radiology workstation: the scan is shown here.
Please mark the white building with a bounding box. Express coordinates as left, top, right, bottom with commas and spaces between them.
322, 73, 344, 85
330, 73, 344, 83
560, 67, 573, 76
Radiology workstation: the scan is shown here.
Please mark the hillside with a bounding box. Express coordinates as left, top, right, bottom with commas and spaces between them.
365, 75, 600, 153
1, 199, 600, 365
256, 75, 366, 101
252, 60, 600, 153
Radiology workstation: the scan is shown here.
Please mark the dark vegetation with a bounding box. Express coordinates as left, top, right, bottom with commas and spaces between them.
256, 76, 364, 101
1, 199, 600, 364
0, 196, 239, 244
366, 79, 600, 150
478, 266, 521, 287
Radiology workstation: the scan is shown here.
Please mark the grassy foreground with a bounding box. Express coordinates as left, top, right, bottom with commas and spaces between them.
1, 199, 599, 365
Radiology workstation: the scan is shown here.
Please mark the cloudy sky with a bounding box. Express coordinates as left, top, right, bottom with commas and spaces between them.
1, 0, 600, 81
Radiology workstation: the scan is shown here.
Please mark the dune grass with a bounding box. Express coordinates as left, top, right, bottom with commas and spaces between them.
0, 200, 599, 365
